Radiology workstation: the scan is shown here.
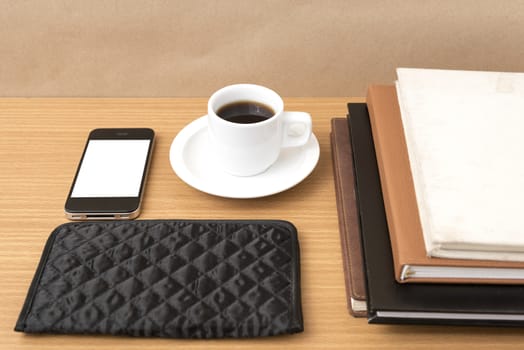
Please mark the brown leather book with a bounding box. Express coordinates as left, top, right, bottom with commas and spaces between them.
330, 118, 366, 316
366, 85, 524, 284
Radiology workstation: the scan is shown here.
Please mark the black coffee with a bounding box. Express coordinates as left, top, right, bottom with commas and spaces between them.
216, 101, 275, 124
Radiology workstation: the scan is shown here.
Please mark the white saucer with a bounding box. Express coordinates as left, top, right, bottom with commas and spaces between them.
169, 116, 320, 198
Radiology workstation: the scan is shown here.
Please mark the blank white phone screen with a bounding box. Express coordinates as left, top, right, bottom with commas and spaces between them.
71, 140, 150, 198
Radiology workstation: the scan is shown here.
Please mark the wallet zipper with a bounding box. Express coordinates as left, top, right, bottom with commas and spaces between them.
14, 223, 65, 331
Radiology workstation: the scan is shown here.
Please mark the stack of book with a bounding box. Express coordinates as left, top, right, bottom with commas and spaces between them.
331, 68, 524, 326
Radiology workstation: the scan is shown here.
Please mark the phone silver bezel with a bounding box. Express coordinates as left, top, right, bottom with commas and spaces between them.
64, 207, 141, 221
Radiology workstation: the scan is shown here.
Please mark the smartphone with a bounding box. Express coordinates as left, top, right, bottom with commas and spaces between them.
65, 128, 155, 220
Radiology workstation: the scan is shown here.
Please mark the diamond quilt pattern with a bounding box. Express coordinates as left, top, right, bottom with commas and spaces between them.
15, 220, 303, 338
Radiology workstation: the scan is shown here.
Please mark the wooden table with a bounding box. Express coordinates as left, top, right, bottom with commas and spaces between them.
1, 98, 522, 349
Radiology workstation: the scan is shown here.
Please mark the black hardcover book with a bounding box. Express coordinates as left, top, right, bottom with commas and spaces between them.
347, 102, 524, 326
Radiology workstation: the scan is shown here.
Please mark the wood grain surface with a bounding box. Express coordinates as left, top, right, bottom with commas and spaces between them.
1, 98, 523, 349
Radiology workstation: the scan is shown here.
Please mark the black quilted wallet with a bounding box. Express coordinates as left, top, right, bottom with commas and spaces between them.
15, 220, 303, 338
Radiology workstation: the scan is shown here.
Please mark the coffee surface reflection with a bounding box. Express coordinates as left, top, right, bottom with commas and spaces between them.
217, 101, 275, 124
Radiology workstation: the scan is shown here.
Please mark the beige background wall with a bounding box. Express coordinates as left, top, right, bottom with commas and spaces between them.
1, 0, 524, 97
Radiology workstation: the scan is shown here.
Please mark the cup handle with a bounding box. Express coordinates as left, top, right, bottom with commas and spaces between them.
281, 112, 312, 148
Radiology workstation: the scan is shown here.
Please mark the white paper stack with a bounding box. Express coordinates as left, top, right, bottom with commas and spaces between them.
396, 68, 524, 261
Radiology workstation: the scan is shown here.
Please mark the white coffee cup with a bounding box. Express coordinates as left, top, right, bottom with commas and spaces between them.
207, 84, 312, 177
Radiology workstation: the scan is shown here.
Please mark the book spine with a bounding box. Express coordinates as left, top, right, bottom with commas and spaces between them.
366, 88, 404, 283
